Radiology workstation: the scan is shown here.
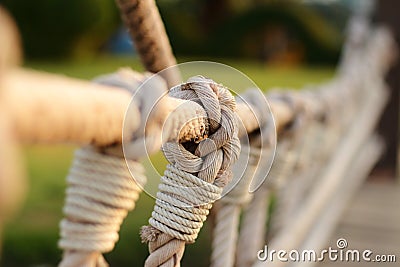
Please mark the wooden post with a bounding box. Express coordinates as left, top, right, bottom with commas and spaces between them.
0, 6, 26, 257
375, 0, 400, 180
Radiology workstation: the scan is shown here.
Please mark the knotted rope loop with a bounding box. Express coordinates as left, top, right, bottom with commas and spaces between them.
141, 76, 240, 267
164, 76, 241, 185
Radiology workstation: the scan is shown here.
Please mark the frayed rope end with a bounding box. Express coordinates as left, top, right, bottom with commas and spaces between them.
140, 225, 162, 243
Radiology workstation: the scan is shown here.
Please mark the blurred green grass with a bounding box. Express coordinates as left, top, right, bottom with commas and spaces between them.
2, 56, 334, 266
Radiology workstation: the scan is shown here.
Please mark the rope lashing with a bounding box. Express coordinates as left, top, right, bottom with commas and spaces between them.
94, 69, 170, 158
141, 76, 240, 267
59, 69, 168, 267
236, 140, 296, 267
59, 148, 146, 262
210, 89, 275, 267
234, 92, 308, 267
210, 147, 266, 267
221, 89, 274, 205
236, 93, 303, 266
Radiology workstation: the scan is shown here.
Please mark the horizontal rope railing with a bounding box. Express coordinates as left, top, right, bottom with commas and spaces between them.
1, 68, 295, 147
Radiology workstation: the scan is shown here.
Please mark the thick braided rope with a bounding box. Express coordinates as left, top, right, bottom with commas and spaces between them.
210, 89, 274, 267
59, 148, 146, 267
211, 146, 262, 267
141, 76, 240, 267
115, 0, 180, 87
234, 92, 308, 267
236, 140, 296, 267
270, 94, 325, 229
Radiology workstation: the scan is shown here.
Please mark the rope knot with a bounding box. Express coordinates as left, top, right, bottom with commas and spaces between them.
164, 76, 241, 186
141, 76, 240, 267
147, 164, 222, 243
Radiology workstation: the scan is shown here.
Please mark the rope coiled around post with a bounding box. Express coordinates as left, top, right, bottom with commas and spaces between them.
59, 69, 168, 267
59, 148, 146, 267
141, 76, 240, 267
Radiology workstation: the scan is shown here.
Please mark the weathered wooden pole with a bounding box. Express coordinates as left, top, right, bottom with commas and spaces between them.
375, 0, 400, 179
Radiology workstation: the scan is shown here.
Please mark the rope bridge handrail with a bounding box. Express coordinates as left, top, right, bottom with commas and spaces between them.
1, 68, 294, 146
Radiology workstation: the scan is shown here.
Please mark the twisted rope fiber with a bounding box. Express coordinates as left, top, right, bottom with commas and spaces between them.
115, 0, 180, 86
267, 93, 333, 237
141, 76, 240, 267
211, 146, 263, 267
211, 88, 275, 267
236, 140, 297, 267
270, 94, 326, 232
268, 81, 359, 237
213, 90, 313, 267
59, 148, 146, 266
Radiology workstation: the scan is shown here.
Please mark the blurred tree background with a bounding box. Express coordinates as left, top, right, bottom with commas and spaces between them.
1, 0, 121, 59
2, 0, 352, 64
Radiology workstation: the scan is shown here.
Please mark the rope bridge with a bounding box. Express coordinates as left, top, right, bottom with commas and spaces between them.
0, 1, 397, 267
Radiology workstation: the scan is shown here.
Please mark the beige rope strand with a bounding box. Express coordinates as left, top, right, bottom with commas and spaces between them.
235, 185, 270, 267
211, 202, 240, 267
210, 146, 262, 267
1, 67, 299, 149
115, 0, 180, 87
210, 87, 276, 267
2, 69, 135, 146
141, 76, 240, 267
235, 140, 296, 267
59, 148, 147, 267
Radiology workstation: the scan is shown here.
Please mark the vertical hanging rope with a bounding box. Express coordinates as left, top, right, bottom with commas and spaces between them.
210, 146, 260, 267
210, 89, 274, 267
140, 76, 240, 267
235, 92, 307, 267
115, 0, 181, 87
235, 140, 296, 267
271, 94, 323, 231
